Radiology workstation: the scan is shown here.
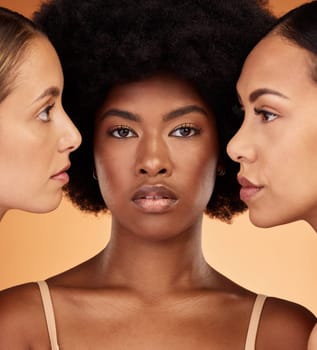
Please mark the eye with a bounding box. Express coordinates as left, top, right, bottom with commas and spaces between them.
109, 125, 137, 138
254, 108, 279, 122
169, 124, 201, 137
38, 104, 54, 122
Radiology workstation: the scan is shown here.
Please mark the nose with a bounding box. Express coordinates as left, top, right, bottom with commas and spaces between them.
135, 135, 172, 177
58, 109, 82, 153
226, 122, 256, 164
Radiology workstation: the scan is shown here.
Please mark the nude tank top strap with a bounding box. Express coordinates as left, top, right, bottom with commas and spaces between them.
244, 294, 267, 350
37, 281, 60, 350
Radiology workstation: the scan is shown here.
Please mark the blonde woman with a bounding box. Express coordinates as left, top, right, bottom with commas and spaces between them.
0, 7, 81, 221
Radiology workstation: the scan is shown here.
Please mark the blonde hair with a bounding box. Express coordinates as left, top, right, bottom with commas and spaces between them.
0, 7, 44, 103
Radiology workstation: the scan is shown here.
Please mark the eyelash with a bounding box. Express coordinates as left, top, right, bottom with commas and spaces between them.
108, 123, 201, 139
169, 123, 201, 137
254, 107, 279, 122
108, 125, 137, 138
38, 104, 54, 122
232, 102, 280, 124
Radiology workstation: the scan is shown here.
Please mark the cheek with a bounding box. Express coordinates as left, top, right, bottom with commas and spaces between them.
285, 144, 317, 190
197, 141, 219, 199
95, 146, 132, 178
178, 148, 218, 200
178, 137, 218, 172
265, 131, 315, 184
94, 150, 132, 204
199, 158, 218, 197
260, 140, 317, 213
0, 141, 35, 173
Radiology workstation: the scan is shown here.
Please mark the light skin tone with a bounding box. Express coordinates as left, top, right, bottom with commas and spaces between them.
0, 35, 81, 220
227, 33, 317, 230
227, 33, 317, 349
0, 75, 314, 349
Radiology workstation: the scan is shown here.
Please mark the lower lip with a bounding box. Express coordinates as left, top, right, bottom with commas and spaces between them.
133, 198, 177, 213
50, 172, 69, 184
240, 186, 262, 202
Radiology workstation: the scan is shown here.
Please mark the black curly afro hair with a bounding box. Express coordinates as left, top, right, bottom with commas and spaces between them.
34, 0, 275, 222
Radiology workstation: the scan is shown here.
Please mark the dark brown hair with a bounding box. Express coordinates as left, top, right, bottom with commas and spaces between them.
34, 0, 275, 222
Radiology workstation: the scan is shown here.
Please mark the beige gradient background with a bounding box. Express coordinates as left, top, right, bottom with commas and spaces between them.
0, 0, 316, 316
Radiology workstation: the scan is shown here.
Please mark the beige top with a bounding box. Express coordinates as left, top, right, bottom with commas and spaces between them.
38, 281, 60, 350
37, 281, 266, 350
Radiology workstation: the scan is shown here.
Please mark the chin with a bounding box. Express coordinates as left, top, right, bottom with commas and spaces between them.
248, 211, 286, 229
22, 194, 63, 214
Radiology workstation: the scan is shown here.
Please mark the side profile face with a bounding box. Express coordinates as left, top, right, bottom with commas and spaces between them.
0, 36, 81, 217
94, 74, 219, 239
227, 34, 317, 229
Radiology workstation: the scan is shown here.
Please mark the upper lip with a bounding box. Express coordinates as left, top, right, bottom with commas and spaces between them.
237, 176, 262, 188
132, 185, 178, 201
51, 163, 71, 177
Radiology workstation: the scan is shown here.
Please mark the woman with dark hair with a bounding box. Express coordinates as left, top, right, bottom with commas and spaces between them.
0, 0, 314, 349
0, 7, 81, 221
226, 0, 317, 348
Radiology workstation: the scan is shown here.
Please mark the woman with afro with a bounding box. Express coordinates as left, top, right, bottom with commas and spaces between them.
0, 0, 314, 349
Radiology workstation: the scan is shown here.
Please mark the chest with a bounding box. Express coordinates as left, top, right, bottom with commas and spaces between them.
54, 301, 250, 350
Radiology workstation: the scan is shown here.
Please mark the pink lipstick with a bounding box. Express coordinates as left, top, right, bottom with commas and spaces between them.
237, 176, 263, 202
51, 164, 71, 184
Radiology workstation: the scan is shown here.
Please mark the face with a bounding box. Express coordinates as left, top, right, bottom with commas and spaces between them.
94, 75, 219, 239
0, 36, 81, 218
227, 34, 317, 229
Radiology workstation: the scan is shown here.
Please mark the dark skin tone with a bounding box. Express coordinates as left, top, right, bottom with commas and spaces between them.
0, 75, 314, 349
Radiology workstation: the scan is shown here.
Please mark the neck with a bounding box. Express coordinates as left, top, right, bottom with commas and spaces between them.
308, 220, 317, 233
0, 209, 5, 222
94, 217, 212, 296
305, 212, 317, 232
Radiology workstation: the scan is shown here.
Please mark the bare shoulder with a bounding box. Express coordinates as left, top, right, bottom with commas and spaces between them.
308, 323, 317, 350
257, 296, 316, 350
0, 282, 48, 349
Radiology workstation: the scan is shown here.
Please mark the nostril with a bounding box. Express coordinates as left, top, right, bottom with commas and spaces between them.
138, 167, 167, 175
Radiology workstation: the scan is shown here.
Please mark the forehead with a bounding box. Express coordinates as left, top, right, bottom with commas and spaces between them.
96, 74, 217, 128
0, 35, 64, 108
237, 34, 314, 93
104, 75, 207, 107
14, 36, 63, 88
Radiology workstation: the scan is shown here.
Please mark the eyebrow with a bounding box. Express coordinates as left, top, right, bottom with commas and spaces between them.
100, 109, 141, 122
163, 105, 209, 121
249, 88, 289, 102
99, 105, 209, 122
33, 87, 60, 103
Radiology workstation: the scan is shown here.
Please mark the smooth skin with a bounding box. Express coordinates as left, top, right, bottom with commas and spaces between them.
227, 33, 317, 348
0, 36, 81, 220
227, 34, 317, 229
0, 75, 314, 349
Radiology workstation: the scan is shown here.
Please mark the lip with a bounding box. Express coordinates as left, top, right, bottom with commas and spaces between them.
50, 163, 71, 184
132, 185, 178, 213
237, 176, 263, 202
